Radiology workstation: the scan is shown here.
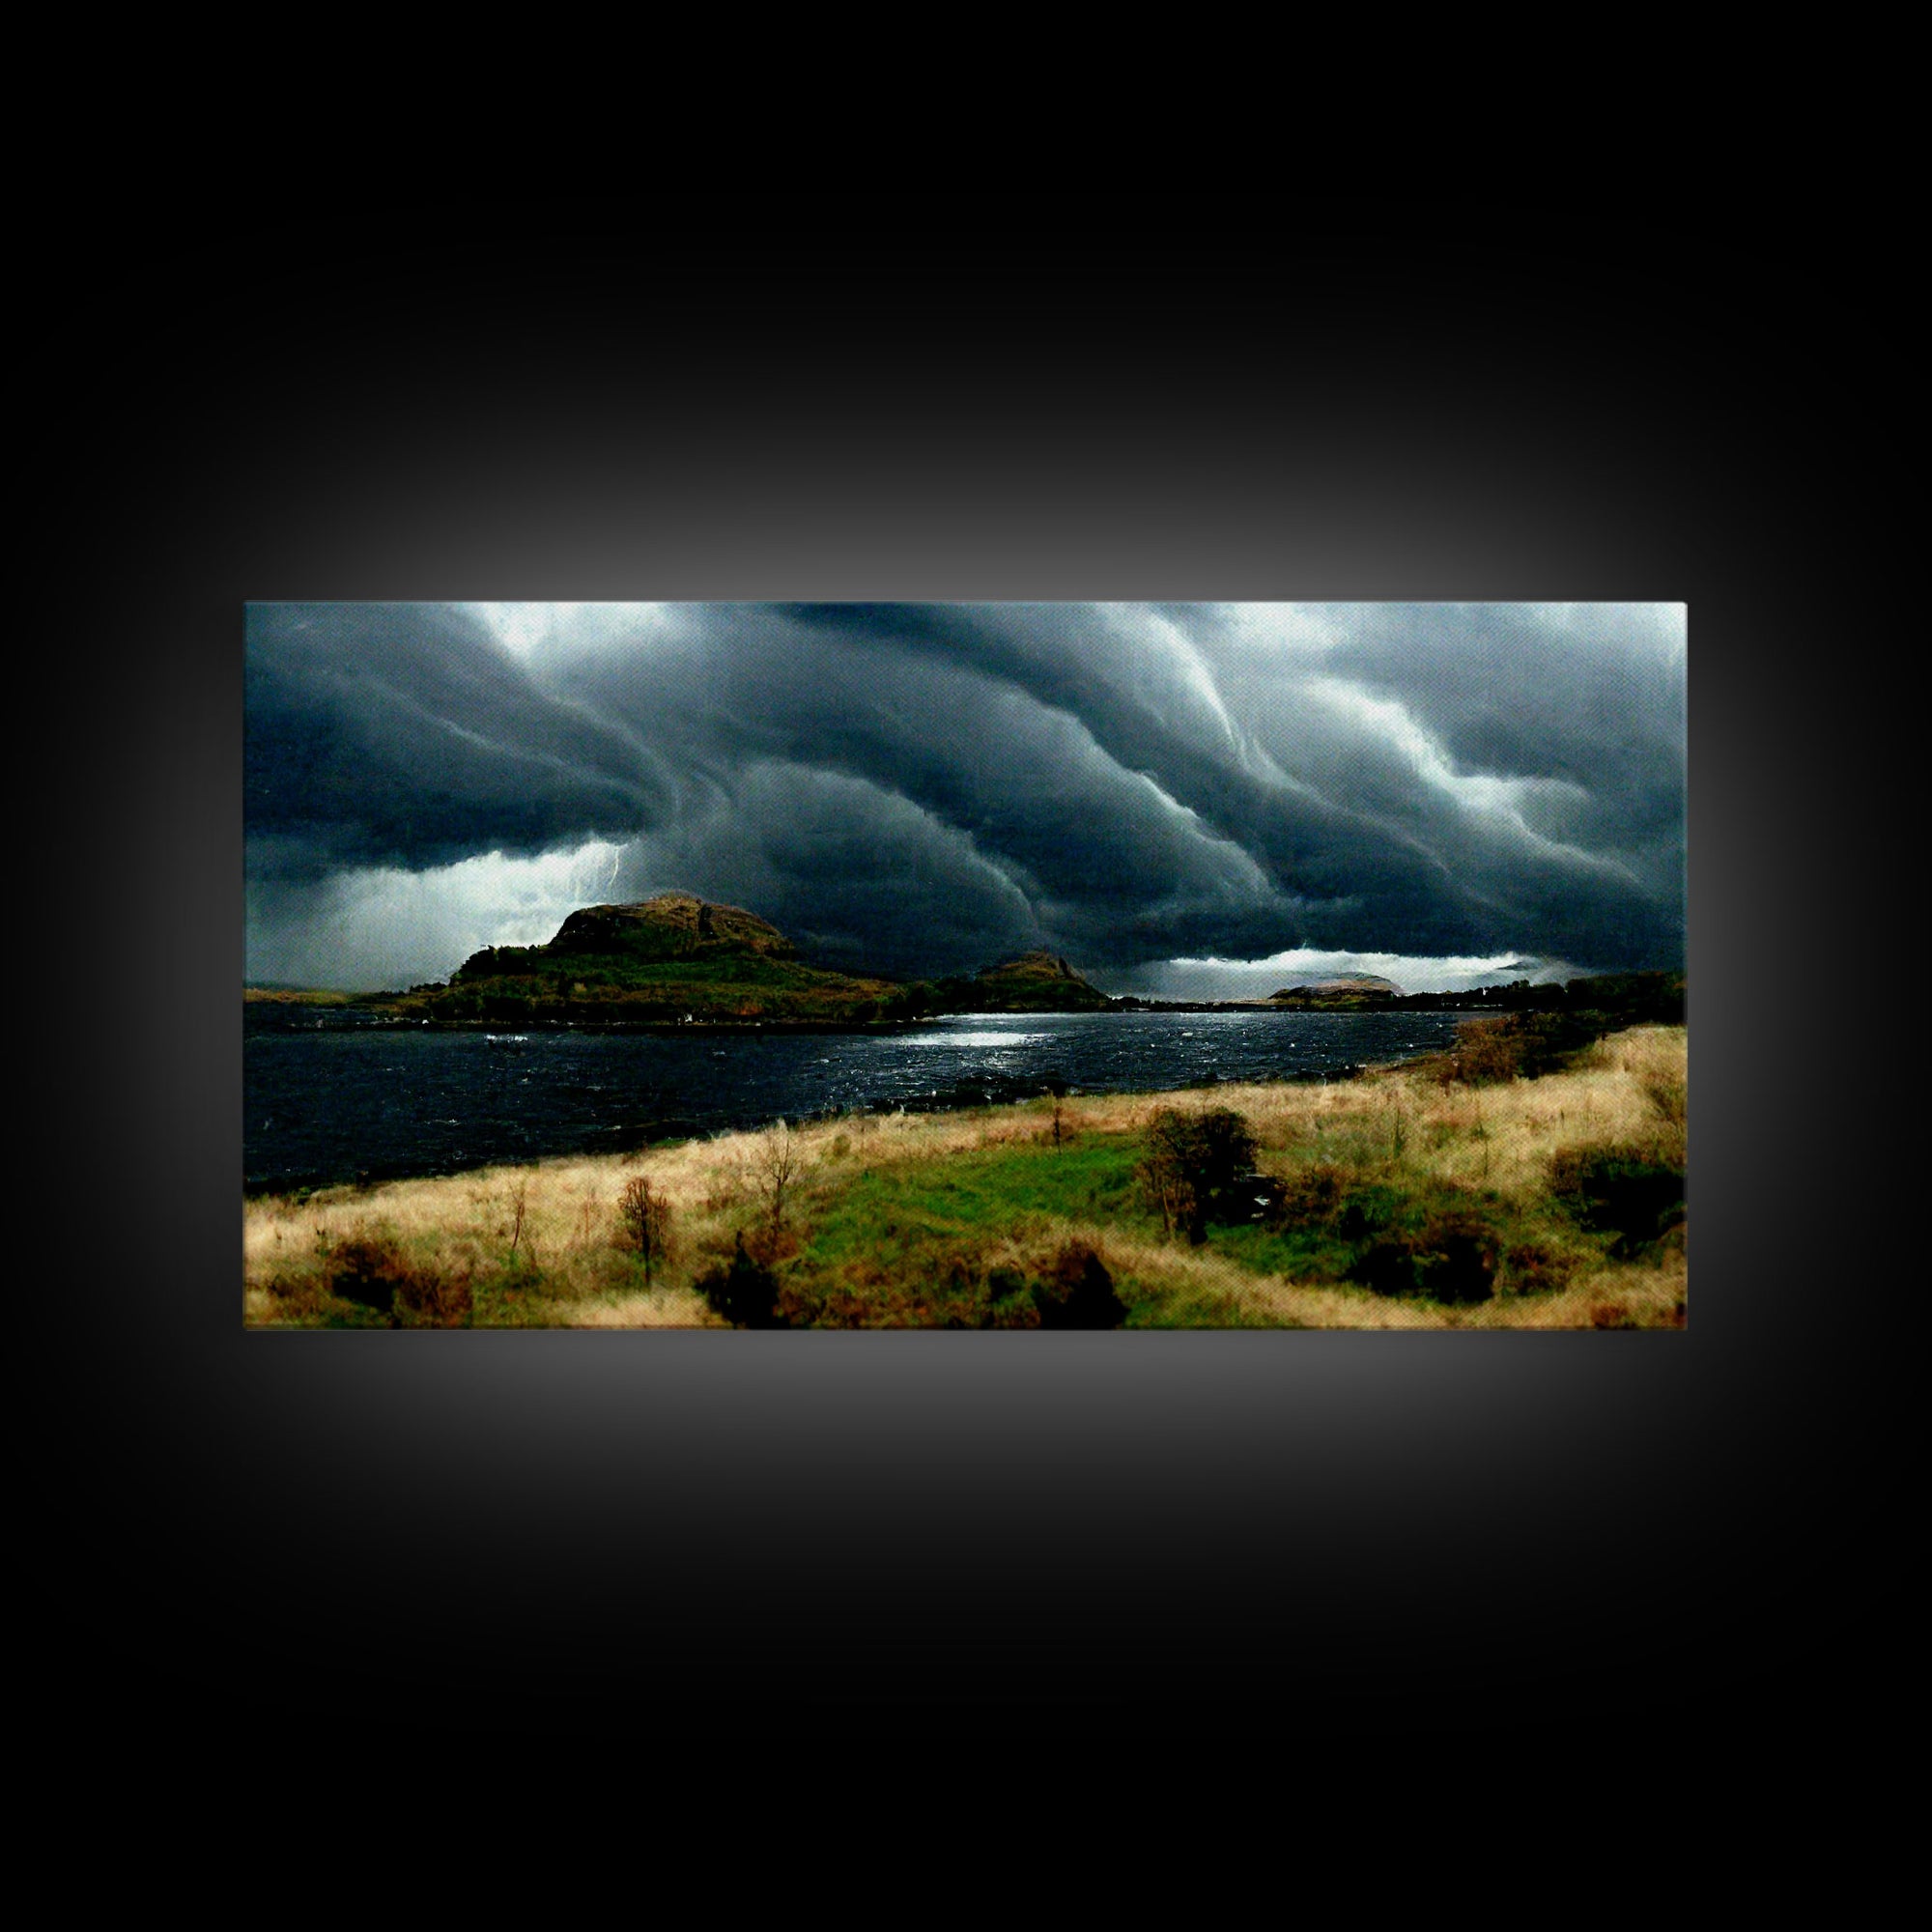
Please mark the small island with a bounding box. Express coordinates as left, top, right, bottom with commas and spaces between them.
1267, 973, 1407, 1009
356, 892, 1118, 1027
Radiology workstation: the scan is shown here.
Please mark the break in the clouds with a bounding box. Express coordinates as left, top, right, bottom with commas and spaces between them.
244, 602, 1686, 992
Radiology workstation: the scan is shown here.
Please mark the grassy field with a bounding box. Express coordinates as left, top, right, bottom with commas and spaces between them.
243, 1024, 1687, 1330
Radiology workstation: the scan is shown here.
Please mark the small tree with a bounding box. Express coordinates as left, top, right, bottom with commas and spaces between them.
1045, 1075, 1068, 1149
1138, 1106, 1261, 1244
618, 1173, 673, 1287
753, 1118, 799, 1259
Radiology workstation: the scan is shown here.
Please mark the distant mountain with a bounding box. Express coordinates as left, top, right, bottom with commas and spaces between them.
967, 950, 1112, 1012
1270, 973, 1405, 1005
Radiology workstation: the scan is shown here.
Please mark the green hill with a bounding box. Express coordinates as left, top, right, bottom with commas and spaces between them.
961, 950, 1113, 1012
382, 892, 916, 1025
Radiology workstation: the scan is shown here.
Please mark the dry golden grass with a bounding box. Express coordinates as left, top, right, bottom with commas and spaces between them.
245, 1025, 1686, 1329
1090, 1230, 1452, 1329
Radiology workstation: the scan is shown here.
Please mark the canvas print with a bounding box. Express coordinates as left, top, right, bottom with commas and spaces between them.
244, 603, 1687, 1329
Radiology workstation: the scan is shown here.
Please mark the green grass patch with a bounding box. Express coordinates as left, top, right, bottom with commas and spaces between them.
767, 1133, 1152, 1326
1207, 1156, 1605, 1310
784, 1125, 1610, 1321
807, 1134, 1149, 1263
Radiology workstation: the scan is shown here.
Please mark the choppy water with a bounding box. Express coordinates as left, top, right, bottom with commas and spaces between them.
243, 1006, 1468, 1194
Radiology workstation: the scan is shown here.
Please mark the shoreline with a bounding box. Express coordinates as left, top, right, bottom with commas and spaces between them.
245, 997, 1656, 1029
247, 1007, 1444, 1035
245, 967, 1684, 1032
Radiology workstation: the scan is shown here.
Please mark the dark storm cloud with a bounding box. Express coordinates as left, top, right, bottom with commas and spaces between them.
1320, 603, 1688, 859
761, 601, 1683, 967
613, 762, 1043, 980
245, 601, 1685, 985
244, 603, 666, 880
517, 604, 1303, 967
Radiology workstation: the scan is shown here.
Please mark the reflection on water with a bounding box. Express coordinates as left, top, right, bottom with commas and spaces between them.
244, 1007, 1468, 1194
895, 1030, 1049, 1049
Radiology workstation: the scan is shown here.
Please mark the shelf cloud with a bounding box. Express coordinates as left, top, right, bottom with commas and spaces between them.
245, 601, 1686, 991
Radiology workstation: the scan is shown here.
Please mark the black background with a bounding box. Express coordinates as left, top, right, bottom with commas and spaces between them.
41, 191, 1890, 1755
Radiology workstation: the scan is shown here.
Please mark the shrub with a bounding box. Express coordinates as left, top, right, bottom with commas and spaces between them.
1267, 1163, 1348, 1230
1500, 1240, 1572, 1296
786, 1243, 1042, 1330
696, 1234, 782, 1328
394, 1264, 474, 1328
1347, 1210, 1497, 1304
1447, 1011, 1607, 1085
1450, 1016, 1527, 1085
1414, 1215, 1499, 1303
1548, 1145, 1686, 1258
1350, 1239, 1426, 1298
983, 1265, 1038, 1327
1139, 1107, 1261, 1243
1032, 1241, 1128, 1329
327, 1232, 470, 1326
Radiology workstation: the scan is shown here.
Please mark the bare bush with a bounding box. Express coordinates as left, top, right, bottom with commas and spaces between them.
753, 1119, 799, 1256
1044, 1076, 1069, 1149
618, 1173, 674, 1287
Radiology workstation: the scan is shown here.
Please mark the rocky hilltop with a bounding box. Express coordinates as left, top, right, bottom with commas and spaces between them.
546, 894, 797, 962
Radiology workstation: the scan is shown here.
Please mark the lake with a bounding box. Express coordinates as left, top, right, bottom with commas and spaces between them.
243, 1007, 1470, 1194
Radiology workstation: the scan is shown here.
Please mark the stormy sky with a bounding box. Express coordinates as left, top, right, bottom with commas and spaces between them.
244, 602, 1686, 997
